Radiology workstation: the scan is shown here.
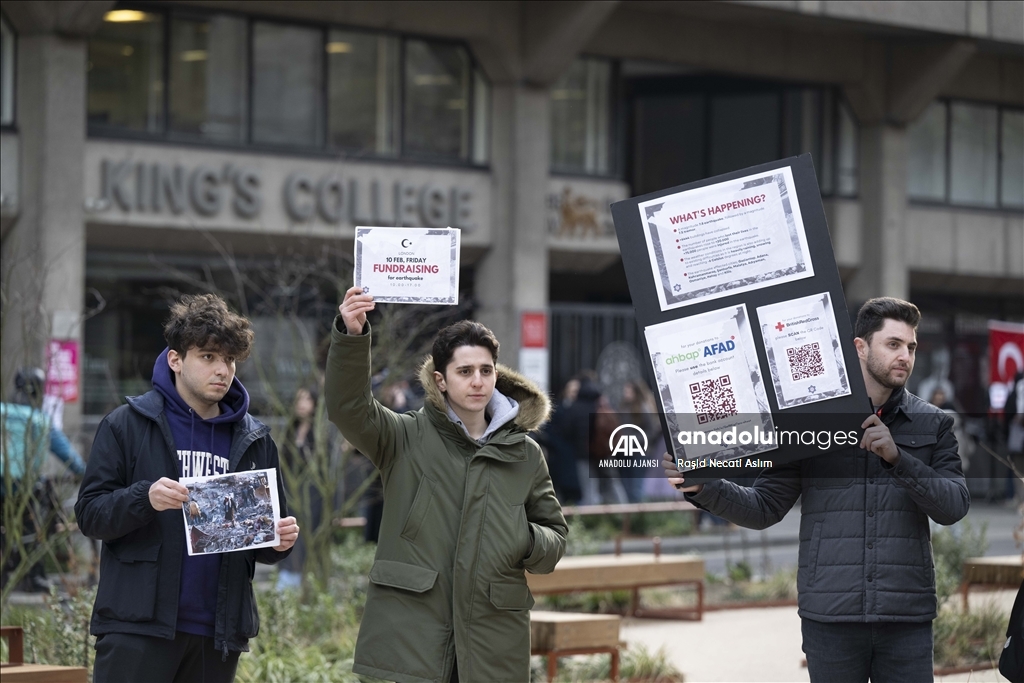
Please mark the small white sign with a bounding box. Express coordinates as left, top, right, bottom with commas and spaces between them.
645, 304, 777, 466
757, 292, 852, 409
637, 166, 813, 311
354, 226, 461, 305
518, 348, 549, 393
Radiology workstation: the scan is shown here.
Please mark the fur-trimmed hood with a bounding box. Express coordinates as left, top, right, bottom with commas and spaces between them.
417, 357, 552, 432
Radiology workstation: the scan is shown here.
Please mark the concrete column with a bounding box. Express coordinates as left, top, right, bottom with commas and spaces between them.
468, 2, 616, 371
475, 84, 550, 366
845, 123, 909, 303
842, 38, 975, 307
2, 33, 88, 436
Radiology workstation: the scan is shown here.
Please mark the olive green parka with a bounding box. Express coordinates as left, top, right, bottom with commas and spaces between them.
325, 319, 567, 683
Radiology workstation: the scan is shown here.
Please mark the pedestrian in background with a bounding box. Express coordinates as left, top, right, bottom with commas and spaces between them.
566, 371, 627, 505
1, 367, 86, 592
619, 379, 660, 503
1004, 370, 1024, 501
929, 386, 975, 477
277, 386, 324, 590
538, 378, 582, 503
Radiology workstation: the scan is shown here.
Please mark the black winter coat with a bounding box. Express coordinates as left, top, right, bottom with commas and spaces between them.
74, 390, 290, 657
688, 388, 969, 622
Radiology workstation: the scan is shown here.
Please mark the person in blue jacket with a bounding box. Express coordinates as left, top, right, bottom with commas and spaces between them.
76, 294, 299, 683
1, 367, 86, 592
1, 367, 86, 479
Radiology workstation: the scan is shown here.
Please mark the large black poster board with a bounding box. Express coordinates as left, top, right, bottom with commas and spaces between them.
610, 154, 870, 480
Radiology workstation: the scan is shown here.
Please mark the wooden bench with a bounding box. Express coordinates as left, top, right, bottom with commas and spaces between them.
0, 628, 23, 669
531, 611, 621, 682
336, 501, 701, 533
960, 554, 1023, 611
527, 552, 705, 620
560, 501, 700, 538
0, 627, 87, 683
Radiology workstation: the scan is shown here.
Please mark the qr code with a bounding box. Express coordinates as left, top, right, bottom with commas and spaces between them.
787, 342, 826, 381
690, 375, 737, 424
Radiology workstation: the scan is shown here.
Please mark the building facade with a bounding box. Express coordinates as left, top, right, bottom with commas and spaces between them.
1, 0, 1022, 437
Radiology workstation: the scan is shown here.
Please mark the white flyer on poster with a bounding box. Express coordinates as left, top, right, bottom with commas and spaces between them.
645, 304, 777, 468
180, 469, 280, 556
757, 292, 851, 409
354, 227, 460, 305
637, 166, 813, 311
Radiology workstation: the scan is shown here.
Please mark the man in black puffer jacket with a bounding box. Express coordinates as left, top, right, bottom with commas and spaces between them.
76, 294, 300, 683
665, 297, 969, 682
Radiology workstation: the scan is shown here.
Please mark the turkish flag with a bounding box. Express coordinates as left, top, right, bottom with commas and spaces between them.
988, 320, 1024, 411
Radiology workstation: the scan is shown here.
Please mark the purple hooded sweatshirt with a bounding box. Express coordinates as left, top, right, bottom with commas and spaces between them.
152, 348, 250, 638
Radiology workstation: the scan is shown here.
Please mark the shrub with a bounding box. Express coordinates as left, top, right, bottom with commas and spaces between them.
564, 516, 602, 557
1, 586, 95, 670
723, 567, 797, 603
529, 643, 683, 682
932, 519, 988, 605
933, 599, 1006, 670
237, 554, 375, 683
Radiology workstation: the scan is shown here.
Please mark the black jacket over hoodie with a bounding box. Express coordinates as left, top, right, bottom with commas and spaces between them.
75, 389, 290, 658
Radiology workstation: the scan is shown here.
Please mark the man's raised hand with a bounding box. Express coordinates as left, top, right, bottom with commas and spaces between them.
340, 286, 375, 336
662, 452, 703, 493
149, 477, 190, 511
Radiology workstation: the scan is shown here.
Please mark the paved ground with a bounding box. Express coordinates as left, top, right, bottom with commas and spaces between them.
600, 500, 1022, 577
621, 588, 1018, 683
610, 500, 1021, 683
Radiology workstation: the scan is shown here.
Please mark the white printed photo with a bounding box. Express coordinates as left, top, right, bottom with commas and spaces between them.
180, 469, 280, 556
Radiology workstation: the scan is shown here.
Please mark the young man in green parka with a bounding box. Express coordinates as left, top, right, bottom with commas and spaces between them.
326, 286, 567, 683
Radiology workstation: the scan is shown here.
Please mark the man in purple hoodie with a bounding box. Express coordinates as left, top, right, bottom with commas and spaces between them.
76, 294, 299, 683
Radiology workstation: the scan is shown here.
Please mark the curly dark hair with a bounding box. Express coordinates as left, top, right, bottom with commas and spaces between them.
432, 320, 499, 377
854, 297, 921, 343
163, 294, 254, 361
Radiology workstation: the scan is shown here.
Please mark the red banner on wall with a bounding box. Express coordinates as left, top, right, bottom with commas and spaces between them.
46, 339, 79, 403
988, 320, 1024, 411
519, 312, 549, 392
521, 312, 547, 349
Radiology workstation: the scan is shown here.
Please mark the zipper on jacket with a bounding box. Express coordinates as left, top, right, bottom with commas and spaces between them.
449, 455, 479, 682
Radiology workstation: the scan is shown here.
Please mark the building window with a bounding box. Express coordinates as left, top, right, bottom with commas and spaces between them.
471, 68, 490, 164
709, 92, 780, 177
86, 6, 489, 165
906, 100, 1021, 209
907, 102, 947, 202
1, 14, 14, 126
950, 102, 999, 207
628, 77, 854, 197
403, 40, 472, 161
252, 22, 324, 147
327, 30, 399, 156
816, 93, 859, 197
87, 9, 164, 133
1002, 110, 1024, 209
169, 14, 248, 143
551, 58, 612, 176
782, 89, 820, 163
834, 99, 859, 196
